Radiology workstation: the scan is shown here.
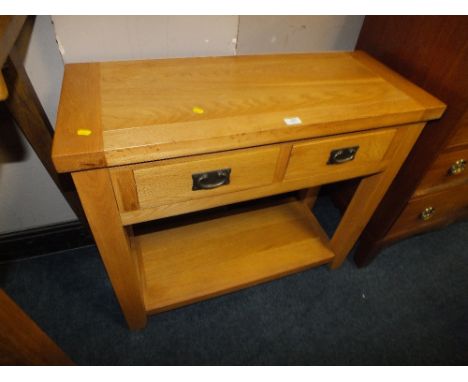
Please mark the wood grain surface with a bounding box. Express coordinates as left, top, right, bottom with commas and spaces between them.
284, 128, 395, 181
55, 50, 446, 327
0, 15, 26, 66
132, 145, 279, 209
387, 182, 468, 240
52, 52, 445, 173
415, 147, 468, 195
330, 123, 425, 269
52, 63, 105, 172
114, 127, 398, 224
346, 16, 468, 267
137, 199, 334, 313
72, 169, 147, 329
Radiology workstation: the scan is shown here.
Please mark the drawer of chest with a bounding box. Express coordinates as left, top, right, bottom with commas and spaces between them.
388, 182, 468, 239
284, 128, 396, 182
416, 147, 468, 194
111, 145, 281, 211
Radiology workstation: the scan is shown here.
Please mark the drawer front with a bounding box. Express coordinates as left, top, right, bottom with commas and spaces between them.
388, 182, 468, 239
112, 127, 398, 223
116, 146, 281, 210
416, 147, 468, 193
284, 128, 396, 182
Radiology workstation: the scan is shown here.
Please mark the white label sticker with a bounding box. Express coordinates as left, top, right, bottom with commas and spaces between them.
283, 116, 302, 126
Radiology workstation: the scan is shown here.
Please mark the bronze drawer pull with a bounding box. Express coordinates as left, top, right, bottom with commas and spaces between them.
192, 168, 231, 190
448, 159, 466, 176
420, 206, 435, 221
327, 146, 359, 165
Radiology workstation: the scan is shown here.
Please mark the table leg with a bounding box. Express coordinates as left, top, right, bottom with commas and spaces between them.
330, 123, 425, 269
72, 168, 147, 329
298, 187, 320, 210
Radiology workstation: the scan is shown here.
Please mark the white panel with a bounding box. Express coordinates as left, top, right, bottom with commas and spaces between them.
51, 16, 239, 63
237, 16, 364, 55
166, 16, 238, 57
24, 15, 64, 126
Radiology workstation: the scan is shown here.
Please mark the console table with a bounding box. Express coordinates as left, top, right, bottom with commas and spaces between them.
52, 52, 445, 329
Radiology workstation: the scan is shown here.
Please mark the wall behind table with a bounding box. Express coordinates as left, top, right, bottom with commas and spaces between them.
0, 15, 364, 234
237, 16, 364, 54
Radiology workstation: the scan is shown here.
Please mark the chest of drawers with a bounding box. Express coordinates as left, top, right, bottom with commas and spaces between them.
330, 17, 468, 267
52, 52, 444, 329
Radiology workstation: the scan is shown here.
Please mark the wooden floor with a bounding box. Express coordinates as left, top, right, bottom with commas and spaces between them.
136, 198, 335, 313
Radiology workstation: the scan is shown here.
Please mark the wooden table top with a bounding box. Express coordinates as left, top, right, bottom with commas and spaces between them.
52, 51, 445, 173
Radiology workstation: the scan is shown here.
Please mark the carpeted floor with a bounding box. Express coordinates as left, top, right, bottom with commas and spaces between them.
1, 197, 467, 365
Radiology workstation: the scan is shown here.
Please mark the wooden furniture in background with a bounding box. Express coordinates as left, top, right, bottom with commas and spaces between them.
0, 16, 26, 101
330, 16, 468, 267
52, 52, 444, 329
0, 15, 83, 218
0, 289, 73, 365
0, 73, 7, 101
1, 17, 79, 363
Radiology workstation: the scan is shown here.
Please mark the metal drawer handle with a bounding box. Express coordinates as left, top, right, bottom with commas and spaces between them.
420, 206, 435, 221
327, 146, 359, 165
192, 168, 231, 191
449, 159, 466, 176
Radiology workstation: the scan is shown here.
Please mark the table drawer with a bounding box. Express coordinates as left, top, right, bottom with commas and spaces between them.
284, 128, 396, 182
112, 145, 281, 211
416, 147, 468, 193
388, 182, 468, 239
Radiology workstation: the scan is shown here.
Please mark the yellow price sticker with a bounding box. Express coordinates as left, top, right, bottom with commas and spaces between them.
192, 106, 204, 114
76, 129, 92, 136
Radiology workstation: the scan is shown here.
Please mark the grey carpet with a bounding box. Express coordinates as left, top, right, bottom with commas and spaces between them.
1, 197, 467, 365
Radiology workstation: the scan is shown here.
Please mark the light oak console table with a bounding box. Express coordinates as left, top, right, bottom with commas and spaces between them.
52, 52, 445, 329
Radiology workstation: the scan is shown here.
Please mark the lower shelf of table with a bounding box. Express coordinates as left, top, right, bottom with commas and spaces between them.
134, 197, 335, 314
